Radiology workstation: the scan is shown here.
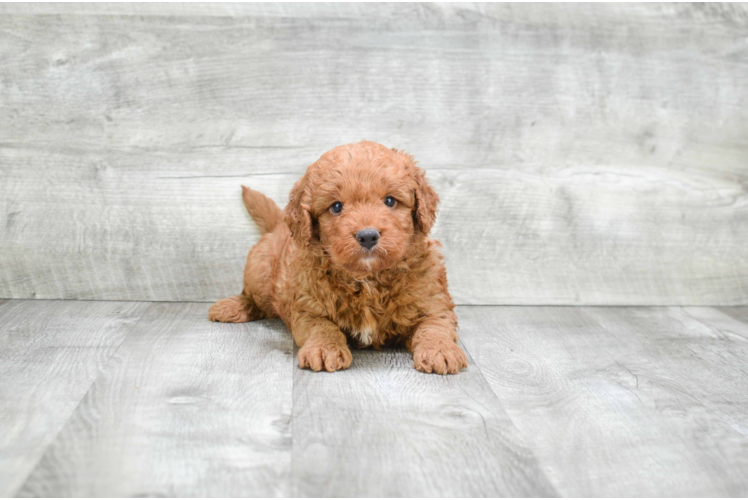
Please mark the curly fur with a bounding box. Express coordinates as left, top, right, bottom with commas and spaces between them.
209, 141, 467, 374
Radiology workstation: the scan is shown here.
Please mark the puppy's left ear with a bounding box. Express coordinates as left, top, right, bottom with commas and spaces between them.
399, 152, 439, 235
413, 171, 439, 235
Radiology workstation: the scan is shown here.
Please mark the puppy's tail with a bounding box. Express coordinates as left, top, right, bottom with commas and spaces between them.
241, 185, 283, 234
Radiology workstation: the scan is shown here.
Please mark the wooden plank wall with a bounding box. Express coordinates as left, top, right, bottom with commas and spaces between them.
1, 3, 747, 305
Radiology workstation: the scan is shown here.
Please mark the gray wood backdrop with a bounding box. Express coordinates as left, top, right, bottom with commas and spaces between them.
1, 3, 747, 305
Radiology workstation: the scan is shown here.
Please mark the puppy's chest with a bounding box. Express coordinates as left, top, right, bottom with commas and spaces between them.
334, 284, 418, 347
342, 305, 379, 348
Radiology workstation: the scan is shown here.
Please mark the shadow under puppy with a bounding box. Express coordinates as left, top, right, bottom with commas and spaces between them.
210, 140, 467, 374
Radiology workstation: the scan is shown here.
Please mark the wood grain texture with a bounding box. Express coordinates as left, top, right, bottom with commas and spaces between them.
458, 306, 748, 496
2, 3, 747, 25
0, 299, 148, 497
1, 3, 748, 305
16, 302, 294, 497
291, 343, 557, 497
5, 301, 748, 496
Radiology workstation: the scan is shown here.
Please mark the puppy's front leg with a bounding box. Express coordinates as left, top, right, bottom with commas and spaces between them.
407, 316, 467, 375
293, 313, 352, 372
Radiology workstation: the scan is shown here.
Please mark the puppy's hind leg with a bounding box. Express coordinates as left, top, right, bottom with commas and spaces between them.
209, 294, 265, 323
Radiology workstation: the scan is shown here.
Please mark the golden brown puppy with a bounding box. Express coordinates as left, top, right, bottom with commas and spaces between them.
209, 141, 467, 374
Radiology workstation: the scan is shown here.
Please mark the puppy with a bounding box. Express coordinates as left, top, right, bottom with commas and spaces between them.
209, 141, 467, 374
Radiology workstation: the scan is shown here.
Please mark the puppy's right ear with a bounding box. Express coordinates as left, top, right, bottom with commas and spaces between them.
284, 173, 314, 247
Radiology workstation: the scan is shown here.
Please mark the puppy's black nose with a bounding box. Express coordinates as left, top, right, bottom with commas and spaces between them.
356, 228, 380, 250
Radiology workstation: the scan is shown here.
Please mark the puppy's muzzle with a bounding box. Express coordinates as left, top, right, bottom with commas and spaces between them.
356, 228, 380, 250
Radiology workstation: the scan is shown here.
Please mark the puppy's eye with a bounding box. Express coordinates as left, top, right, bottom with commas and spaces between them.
330, 201, 343, 214
384, 196, 397, 207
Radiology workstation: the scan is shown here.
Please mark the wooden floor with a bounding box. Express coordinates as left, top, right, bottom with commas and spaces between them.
1, 300, 747, 497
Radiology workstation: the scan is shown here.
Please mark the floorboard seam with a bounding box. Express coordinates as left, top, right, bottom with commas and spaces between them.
10, 302, 154, 497
456, 338, 562, 497
585, 306, 748, 442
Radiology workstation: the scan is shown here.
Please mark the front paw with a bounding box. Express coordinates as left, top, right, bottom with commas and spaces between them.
298, 342, 353, 372
412, 341, 468, 375
209, 296, 250, 323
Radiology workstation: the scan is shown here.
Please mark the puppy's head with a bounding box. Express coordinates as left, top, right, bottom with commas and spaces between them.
284, 141, 438, 275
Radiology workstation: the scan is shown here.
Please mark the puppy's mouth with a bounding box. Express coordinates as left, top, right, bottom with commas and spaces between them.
359, 244, 386, 258
359, 249, 378, 259
355, 247, 386, 271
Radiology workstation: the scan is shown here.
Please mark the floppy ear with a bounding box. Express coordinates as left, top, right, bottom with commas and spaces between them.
396, 151, 439, 235
284, 173, 314, 247
413, 170, 439, 235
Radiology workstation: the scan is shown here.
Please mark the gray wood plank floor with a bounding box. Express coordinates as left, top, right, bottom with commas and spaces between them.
292, 344, 555, 497
0, 300, 148, 497
2, 300, 748, 497
458, 306, 748, 497
17, 303, 294, 497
